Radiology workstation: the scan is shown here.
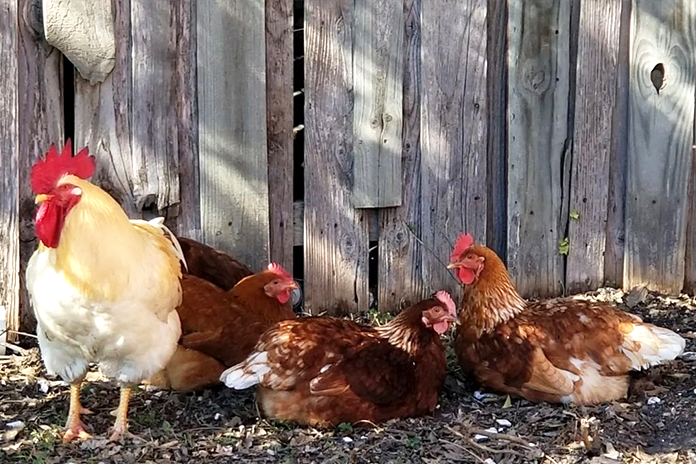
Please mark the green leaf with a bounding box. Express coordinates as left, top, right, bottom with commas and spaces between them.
337, 422, 353, 433
569, 210, 580, 220
558, 238, 570, 255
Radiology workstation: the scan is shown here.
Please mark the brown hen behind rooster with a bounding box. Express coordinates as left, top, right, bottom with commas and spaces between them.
178, 237, 253, 291
448, 234, 685, 405
148, 263, 298, 391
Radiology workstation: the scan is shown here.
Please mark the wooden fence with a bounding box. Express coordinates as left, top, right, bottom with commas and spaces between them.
1, 0, 696, 337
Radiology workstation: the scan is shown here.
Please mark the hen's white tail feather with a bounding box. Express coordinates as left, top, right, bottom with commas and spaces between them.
220, 351, 270, 390
130, 217, 188, 271
621, 323, 685, 370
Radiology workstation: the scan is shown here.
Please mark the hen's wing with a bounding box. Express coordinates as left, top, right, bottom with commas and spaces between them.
178, 237, 253, 290
309, 340, 415, 405
462, 298, 684, 403
221, 317, 376, 391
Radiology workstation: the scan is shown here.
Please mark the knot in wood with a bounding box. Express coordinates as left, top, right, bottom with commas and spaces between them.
650, 63, 666, 95
23, 0, 44, 39
522, 60, 551, 94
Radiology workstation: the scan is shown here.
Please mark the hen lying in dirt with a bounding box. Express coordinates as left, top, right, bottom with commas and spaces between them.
220, 292, 457, 426
448, 234, 685, 405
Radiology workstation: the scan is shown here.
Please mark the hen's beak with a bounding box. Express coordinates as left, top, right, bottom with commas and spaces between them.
446, 262, 459, 270
285, 281, 299, 291
35, 194, 50, 204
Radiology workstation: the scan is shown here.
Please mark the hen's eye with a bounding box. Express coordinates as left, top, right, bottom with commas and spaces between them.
433, 307, 442, 313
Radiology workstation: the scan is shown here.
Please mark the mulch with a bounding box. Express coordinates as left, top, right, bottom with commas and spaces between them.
2, 287, 695, 463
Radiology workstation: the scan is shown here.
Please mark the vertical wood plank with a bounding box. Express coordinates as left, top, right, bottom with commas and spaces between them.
0, 0, 19, 343
421, 0, 487, 298
625, 0, 696, 293
566, 0, 623, 293
378, 0, 423, 312
304, 0, 370, 315
266, 0, 295, 271
75, 0, 135, 215
507, 0, 571, 298
175, 0, 200, 240
17, 0, 64, 334
76, 0, 181, 221
352, 0, 403, 208
685, 123, 696, 294
604, 0, 632, 288
131, 0, 179, 217
76, 0, 180, 221
198, 0, 270, 272
486, 0, 508, 259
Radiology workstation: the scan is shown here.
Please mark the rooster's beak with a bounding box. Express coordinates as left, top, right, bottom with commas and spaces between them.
446, 262, 459, 270
35, 194, 50, 204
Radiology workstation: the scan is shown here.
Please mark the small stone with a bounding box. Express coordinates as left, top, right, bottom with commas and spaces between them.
625, 286, 648, 308
495, 419, 512, 427
647, 397, 661, 405
342, 437, 353, 443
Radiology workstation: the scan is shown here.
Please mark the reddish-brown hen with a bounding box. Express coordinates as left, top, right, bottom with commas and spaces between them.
448, 234, 685, 405
219, 292, 457, 427
178, 237, 253, 290
149, 263, 298, 391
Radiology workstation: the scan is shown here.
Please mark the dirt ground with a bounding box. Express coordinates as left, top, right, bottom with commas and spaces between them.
2, 288, 696, 464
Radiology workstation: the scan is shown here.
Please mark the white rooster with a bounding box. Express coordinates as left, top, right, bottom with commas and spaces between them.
26, 141, 186, 442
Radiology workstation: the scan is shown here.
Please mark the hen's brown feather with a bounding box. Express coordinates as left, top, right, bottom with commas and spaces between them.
225, 298, 449, 426
147, 272, 296, 391
178, 237, 253, 291
453, 243, 684, 405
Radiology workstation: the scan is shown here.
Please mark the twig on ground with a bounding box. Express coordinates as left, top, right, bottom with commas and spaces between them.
8, 330, 38, 339
0, 341, 29, 356
439, 439, 485, 463
468, 426, 539, 449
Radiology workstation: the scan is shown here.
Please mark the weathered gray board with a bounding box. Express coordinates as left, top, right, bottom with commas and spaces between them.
0, 0, 19, 349
378, 0, 423, 311
75, 0, 180, 222
17, 0, 65, 334
507, 0, 571, 298
266, 0, 295, 271
420, 0, 488, 299
624, 0, 696, 293
198, 0, 270, 272
352, 0, 403, 209
304, 0, 370, 314
566, 0, 623, 293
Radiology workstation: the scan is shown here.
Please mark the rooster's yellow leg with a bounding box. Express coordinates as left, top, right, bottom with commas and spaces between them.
109, 386, 132, 441
62, 382, 92, 443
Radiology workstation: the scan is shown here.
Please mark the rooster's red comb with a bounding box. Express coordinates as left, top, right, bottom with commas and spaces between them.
450, 233, 474, 262
434, 291, 456, 317
267, 262, 292, 280
30, 139, 96, 194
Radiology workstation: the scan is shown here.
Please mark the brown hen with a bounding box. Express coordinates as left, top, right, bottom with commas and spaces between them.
149, 263, 298, 391
220, 292, 457, 426
178, 237, 253, 290
448, 234, 685, 405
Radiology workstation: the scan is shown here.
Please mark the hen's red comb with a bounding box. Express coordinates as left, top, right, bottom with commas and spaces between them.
267, 262, 292, 280
450, 233, 474, 261
435, 291, 456, 317
30, 139, 96, 194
